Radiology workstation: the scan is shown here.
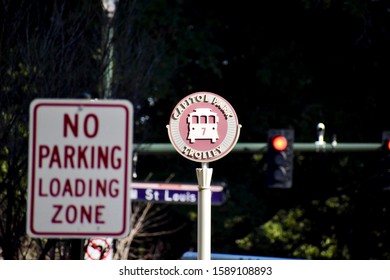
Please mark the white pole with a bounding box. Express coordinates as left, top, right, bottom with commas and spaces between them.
196, 162, 213, 260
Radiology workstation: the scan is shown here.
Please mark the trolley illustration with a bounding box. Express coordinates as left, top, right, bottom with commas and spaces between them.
187, 108, 219, 143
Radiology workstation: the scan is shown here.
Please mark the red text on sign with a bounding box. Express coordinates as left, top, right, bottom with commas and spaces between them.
63, 113, 99, 138
51, 204, 105, 224
38, 145, 122, 169
38, 178, 120, 198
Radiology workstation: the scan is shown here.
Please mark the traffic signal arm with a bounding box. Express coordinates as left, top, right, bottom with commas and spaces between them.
133, 143, 381, 154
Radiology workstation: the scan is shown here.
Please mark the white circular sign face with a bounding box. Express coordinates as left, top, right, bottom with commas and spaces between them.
167, 92, 241, 163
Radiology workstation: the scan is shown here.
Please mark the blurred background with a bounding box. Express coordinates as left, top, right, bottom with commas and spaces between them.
1, 0, 390, 259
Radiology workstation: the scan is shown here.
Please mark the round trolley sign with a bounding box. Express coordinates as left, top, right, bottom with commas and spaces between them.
167, 92, 241, 162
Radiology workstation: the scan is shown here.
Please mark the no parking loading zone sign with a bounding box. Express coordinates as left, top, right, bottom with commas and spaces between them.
27, 99, 133, 238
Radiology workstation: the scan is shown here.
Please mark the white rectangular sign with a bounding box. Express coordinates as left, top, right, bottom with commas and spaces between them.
27, 99, 133, 238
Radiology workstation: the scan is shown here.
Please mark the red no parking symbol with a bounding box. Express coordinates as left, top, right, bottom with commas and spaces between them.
85, 238, 112, 260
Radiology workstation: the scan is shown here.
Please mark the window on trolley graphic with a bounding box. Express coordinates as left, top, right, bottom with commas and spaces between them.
187, 108, 219, 143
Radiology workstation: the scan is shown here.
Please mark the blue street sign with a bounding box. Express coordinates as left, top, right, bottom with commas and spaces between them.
131, 182, 226, 205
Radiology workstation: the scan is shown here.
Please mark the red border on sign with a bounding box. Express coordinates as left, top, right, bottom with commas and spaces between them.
28, 101, 131, 237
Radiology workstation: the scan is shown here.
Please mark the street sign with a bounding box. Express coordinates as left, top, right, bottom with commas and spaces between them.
167, 91, 241, 162
27, 99, 133, 238
130, 182, 226, 205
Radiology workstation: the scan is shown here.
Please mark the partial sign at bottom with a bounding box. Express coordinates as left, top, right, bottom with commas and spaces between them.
84, 238, 113, 260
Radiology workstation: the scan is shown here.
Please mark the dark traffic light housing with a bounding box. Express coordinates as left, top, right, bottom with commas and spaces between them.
382, 131, 390, 152
265, 129, 294, 188
382, 131, 390, 190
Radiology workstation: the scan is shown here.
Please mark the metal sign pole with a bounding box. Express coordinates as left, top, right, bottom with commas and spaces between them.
196, 162, 213, 260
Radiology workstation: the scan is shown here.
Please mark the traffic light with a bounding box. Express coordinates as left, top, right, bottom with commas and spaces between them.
382, 131, 390, 152
265, 129, 294, 188
382, 131, 390, 189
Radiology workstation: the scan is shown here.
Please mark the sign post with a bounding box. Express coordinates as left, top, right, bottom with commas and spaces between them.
27, 99, 133, 239
167, 92, 241, 259
196, 162, 213, 260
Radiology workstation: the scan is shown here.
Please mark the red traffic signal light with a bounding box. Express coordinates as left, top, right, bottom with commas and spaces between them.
272, 135, 288, 151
